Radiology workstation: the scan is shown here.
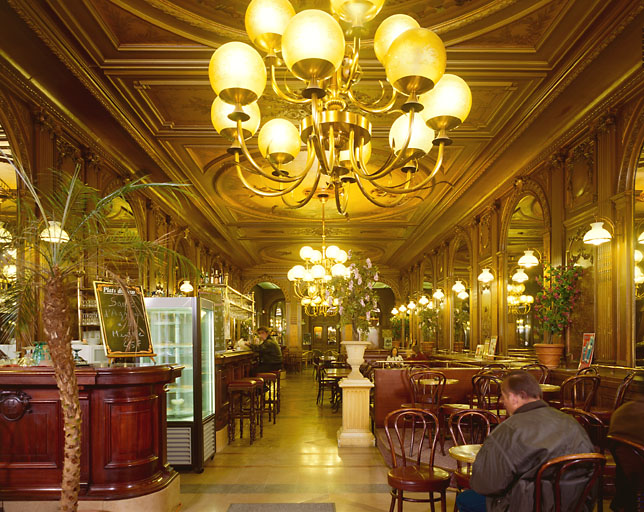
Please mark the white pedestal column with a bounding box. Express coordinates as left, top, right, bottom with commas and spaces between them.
337, 340, 375, 447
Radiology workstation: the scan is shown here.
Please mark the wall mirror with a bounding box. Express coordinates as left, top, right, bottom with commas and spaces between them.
505, 195, 545, 352
633, 141, 644, 367
452, 238, 471, 352
420, 260, 441, 350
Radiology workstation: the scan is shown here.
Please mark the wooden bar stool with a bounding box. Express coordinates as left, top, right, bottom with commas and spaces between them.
257, 372, 278, 424
252, 376, 265, 438
268, 370, 281, 414
228, 378, 259, 444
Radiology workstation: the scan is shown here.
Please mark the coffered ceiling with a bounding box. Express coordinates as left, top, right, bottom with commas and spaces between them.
1, 0, 640, 274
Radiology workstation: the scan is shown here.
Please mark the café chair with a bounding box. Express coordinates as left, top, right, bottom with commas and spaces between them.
520, 363, 550, 384
471, 374, 505, 417
550, 375, 600, 411
534, 453, 605, 512
402, 370, 447, 412
316, 367, 338, 406
576, 366, 599, 376
448, 409, 500, 511
607, 434, 644, 512
383, 408, 451, 512
589, 371, 636, 423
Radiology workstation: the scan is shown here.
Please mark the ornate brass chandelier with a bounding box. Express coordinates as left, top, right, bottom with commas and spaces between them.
507, 283, 533, 315
287, 195, 349, 316
208, 0, 472, 214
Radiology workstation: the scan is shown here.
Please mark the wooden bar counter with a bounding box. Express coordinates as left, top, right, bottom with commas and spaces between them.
0, 364, 182, 506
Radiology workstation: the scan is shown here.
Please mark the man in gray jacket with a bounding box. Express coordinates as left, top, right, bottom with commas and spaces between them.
456, 371, 595, 512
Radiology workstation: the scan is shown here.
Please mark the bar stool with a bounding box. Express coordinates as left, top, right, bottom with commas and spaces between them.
251, 376, 265, 438
268, 370, 281, 414
257, 372, 278, 424
228, 378, 259, 444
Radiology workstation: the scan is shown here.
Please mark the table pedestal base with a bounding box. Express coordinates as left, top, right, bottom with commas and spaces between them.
337, 378, 375, 447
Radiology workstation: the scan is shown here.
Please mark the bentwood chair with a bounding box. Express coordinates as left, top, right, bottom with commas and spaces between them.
384, 408, 451, 512
576, 366, 599, 376
607, 435, 644, 512
534, 453, 605, 512
448, 409, 500, 511
551, 375, 600, 411
590, 371, 636, 423
521, 363, 550, 384
471, 374, 505, 416
404, 371, 447, 412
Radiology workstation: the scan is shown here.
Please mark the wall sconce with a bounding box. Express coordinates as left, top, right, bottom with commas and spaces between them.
511, 268, 529, 283
418, 295, 430, 306
179, 280, 194, 294
477, 268, 494, 293
40, 220, 70, 244
517, 249, 540, 268
0, 222, 11, 244
583, 219, 614, 246
452, 280, 466, 293
432, 288, 445, 301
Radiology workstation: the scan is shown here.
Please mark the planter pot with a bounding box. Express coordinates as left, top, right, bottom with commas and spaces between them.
534, 343, 565, 369
341, 341, 371, 380
392, 340, 401, 348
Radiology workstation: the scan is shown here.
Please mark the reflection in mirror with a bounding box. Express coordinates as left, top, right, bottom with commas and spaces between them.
103, 196, 139, 281
634, 141, 644, 367
506, 195, 544, 352
419, 262, 441, 352
452, 239, 470, 352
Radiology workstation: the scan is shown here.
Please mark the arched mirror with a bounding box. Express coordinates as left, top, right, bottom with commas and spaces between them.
633, 141, 644, 367
505, 195, 545, 352
103, 196, 140, 281
419, 259, 440, 352
252, 282, 286, 346
452, 239, 471, 352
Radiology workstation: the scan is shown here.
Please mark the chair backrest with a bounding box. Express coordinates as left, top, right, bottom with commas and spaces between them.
560, 408, 606, 451
559, 375, 600, 411
613, 371, 636, 410
448, 409, 500, 446
481, 363, 507, 370
409, 371, 446, 406
521, 363, 550, 384
607, 434, 644, 509
384, 408, 440, 469
576, 366, 598, 376
472, 374, 504, 414
534, 453, 606, 512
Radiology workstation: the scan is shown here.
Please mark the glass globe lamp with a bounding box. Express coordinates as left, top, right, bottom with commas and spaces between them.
0, 222, 11, 243
245, 0, 295, 54
299, 246, 314, 260
208, 42, 267, 105
258, 119, 301, 164
583, 222, 612, 246
385, 28, 446, 96
330, 0, 384, 26
281, 10, 345, 82
518, 250, 539, 269
452, 280, 466, 293
211, 98, 260, 140
419, 74, 472, 131
374, 14, 419, 65
477, 268, 494, 284
40, 221, 70, 244
389, 113, 434, 158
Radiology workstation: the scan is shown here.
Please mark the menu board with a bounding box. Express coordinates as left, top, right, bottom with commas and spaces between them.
578, 333, 596, 369
94, 281, 155, 358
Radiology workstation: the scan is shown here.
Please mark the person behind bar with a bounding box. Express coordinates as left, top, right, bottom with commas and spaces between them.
457, 370, 594, 512
250, 326, 282, 375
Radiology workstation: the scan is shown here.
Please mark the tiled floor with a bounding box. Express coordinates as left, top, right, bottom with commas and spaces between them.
180, 370, 454, 511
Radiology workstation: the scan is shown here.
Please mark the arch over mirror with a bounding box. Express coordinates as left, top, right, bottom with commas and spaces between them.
505, 194, 546, 352
451, 235, 471, 352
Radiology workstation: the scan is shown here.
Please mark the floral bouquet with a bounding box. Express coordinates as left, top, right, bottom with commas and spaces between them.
534, 263, 583, 339
331, 252, 379, 340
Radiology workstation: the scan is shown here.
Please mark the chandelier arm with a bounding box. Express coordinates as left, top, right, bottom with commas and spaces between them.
328, 125, 336, 172
234, 153, 310, 197
352, 171, 410, 208
235, 122, 304, 183
279, 167, 324, 209
310, 95, 333, 176
270, 64, 309, 105
359, 142, 445, 194
341, 37, 361, 93
347, 81, 398, 114
334, 182, 349, 216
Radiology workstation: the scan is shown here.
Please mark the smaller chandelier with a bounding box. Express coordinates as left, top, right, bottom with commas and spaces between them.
287, 196, 348, 316
507, 283, 533, 315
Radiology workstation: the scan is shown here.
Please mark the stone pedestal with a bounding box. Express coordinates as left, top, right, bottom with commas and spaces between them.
337, 340, 375, 447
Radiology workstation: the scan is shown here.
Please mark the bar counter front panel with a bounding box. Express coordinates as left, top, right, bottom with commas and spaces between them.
0, 364, 181, 501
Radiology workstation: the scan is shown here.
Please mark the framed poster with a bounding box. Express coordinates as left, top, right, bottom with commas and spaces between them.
578, 333, 596, 369
384, 337, 393, 349
487, 336, 498, 357
94, 281, 155, 358
475, 344, 484, 357
302, 333, 311, 346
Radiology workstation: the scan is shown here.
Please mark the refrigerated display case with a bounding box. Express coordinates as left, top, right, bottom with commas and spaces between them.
144, 296, 215, 472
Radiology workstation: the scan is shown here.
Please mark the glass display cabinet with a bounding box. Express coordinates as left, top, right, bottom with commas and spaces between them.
144, 296, 215, 472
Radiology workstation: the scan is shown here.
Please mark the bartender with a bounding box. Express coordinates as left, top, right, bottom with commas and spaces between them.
249, 326, 283, 374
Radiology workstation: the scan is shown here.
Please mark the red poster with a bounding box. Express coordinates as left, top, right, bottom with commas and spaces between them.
578, 333, 596, 369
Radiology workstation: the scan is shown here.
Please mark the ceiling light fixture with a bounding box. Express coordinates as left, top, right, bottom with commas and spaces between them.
583, 221, 613, 246
208, 0, 472, 214
287, 194, 348, 316
40, 221, 69, 244
179, 280, 194, 294
517, 250, 539, 268
477, 268, 494, 284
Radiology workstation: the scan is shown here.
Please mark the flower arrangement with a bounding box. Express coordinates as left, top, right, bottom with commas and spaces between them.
534, 264, 583, 340
332, 253, 379, 340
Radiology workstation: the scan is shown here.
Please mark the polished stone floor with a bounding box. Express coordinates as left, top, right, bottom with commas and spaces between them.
180, 369, 454, 511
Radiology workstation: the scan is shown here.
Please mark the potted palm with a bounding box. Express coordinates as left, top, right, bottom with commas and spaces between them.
533, 263, 583, 368
0, 155, 193, 512
418, 304, 439, 353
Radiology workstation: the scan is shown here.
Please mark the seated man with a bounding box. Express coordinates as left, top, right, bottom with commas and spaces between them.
457, 370, 594, 512
250, 326, 283, 375
608, 395, 644, 511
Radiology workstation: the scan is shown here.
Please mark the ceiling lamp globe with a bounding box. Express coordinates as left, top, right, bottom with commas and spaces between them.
311, 264, 325, 279
418, 295, 429, 305
245, 0, 295, 54
635, 265, 644, 284
518, 249, 539, 268
312, 295, 322, 305
331, 263, 347, 277
281, 10, 345, 82
303, 270, 314, 282
330, 0, 384, 25
311, 250, 323, 263
433, 288, 444, 300
389, 113, 434, 158
300, 246, 314, 260
0, 222, 11, 243
40, 221, 70, 244
326, 245, 340, 259
301, 297, 311, 305
583, 221, 612, 246
512, 268, 529, 283
374, 14, 419, 65
419, 73, 472, 131
452, 280, 466, 293
635, 250, 643, 263
287, 267, 297, 281
258, 118, 301, 164
336, 249, 348, 263
208, 42, 266, 105
211, 98, 260, 141
385, 27, 446, 97
407, 301, 416, 310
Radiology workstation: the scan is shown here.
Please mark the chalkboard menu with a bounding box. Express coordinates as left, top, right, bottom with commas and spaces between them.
210, 288, 226, 352
93, 281, 155, 358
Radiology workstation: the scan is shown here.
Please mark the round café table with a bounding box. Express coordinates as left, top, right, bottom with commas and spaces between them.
449, 444, 482, 464
539, 383, 561, 393
419, 378, 459, 386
